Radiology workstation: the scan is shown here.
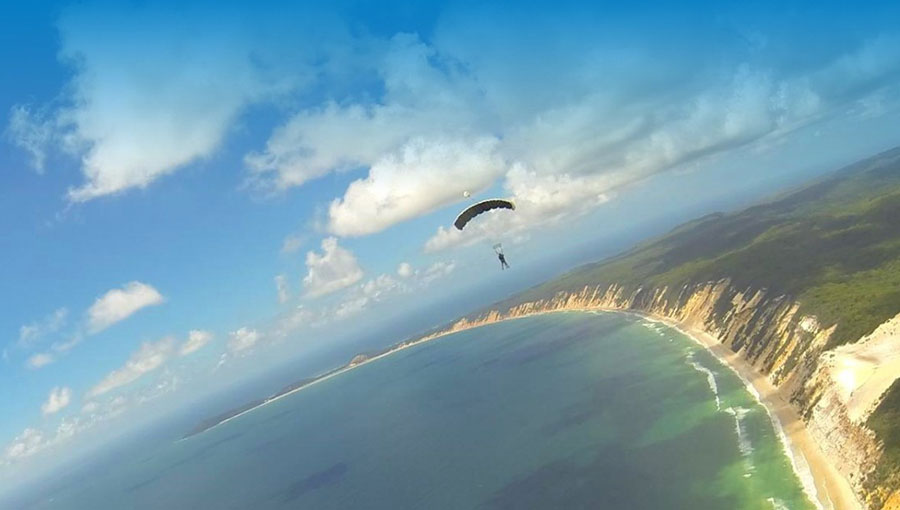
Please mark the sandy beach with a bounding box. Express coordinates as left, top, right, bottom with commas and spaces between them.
648, 314, 864, 510
428, 308, 865, 510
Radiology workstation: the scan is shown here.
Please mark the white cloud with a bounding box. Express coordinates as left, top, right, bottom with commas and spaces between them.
8, 3, 352, 202
87, 337, 175, 398
26, 353, 55, 370
361, 274, 402, 300
275, 274, 290, 304
270, 259, 456, 336
427, 166, 616, 251
55, 417, 80, 441
329, 260, 456, 319
87, 282, 164, 333
248, 21, 900, 250
333, 295, 371, 319
41, 387, 72, 416
2, 421, 79, 463
421, 261, 457, 284
18, 308, 68, 348
280, 233, 305, 254
270, 305, 323, 341
4, 428, 45, 461
327, 137, 507, 236
227, 327, 261, 353
55, 5, 304, 202
6, 105, 55, 173
51, 334, 83, 353
397, 262, 413, 278
179, 330, 213, 356
302, 237, 364, 297
246, 33, 487, 192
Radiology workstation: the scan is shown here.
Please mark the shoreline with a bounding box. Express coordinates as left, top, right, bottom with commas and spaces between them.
641, 313, 862, 510
187, 307, 862, 510
186, 341, 424, 437
425, 307, 863, 510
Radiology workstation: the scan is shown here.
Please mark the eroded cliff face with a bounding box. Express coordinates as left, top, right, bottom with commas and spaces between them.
434, 280, 897, 509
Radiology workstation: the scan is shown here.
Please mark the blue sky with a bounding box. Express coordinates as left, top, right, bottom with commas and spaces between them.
2, 0, 900, 493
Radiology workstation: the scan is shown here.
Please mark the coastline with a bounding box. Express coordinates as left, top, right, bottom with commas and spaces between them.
420, 307, 863, 510
645, 313, 863, 510
187, 307, 862, 510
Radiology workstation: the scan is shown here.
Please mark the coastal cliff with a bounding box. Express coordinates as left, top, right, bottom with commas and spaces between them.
184, 148, 900, 506
427, 148, 900, 508
431, 281, 897, 508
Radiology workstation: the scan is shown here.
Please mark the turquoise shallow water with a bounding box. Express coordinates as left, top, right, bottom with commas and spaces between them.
29, 312, 815, 509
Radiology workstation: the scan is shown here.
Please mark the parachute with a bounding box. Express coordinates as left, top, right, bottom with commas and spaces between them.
454, 199, 516, 231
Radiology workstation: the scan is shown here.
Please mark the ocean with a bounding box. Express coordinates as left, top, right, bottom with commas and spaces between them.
26, 312, 815, 509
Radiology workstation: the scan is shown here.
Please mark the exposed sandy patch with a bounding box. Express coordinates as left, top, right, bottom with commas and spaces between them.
824, 312, 900, 423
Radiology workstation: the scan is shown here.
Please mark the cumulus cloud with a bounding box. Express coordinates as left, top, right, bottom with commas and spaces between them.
179, 330, 213, 356
11, 1, 897, 224
41, 387, 72, 416
425, 165, 615, 252
87, 282, 164, 333
227, 327, 261, 353
58, 8, 281, 201
397, 262, 413, 278
8, 3, 351, 202
245, 15, 900, 249
26, 353, 55, 370
246, 33, 487, 191
274, 274, 290, 304
327, 137, 506, 236
303, 237, 364, 297
87, 337, 174, 398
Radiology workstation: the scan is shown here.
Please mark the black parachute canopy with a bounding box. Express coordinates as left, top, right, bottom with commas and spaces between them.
454, 199, 516, 230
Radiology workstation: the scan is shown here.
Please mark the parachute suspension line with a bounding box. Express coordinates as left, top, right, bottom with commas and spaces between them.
452, 193, 515, 270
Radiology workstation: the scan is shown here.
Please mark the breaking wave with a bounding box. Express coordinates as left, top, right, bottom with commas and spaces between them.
725, 406, 754, 458
686, 352, 721, 411
767, 497, 790, 510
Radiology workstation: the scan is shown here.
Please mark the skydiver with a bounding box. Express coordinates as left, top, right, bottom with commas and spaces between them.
498, 252, 510, 270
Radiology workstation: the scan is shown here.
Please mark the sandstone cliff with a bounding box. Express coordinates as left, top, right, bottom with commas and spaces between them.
431, 280, 899, 508
424, 148, 900, 507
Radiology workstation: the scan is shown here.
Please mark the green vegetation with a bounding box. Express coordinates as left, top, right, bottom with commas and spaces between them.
870, 381, 900, 465
501, 147, 900, 495
867, 380, 900, 500
510, 147, 900, 348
